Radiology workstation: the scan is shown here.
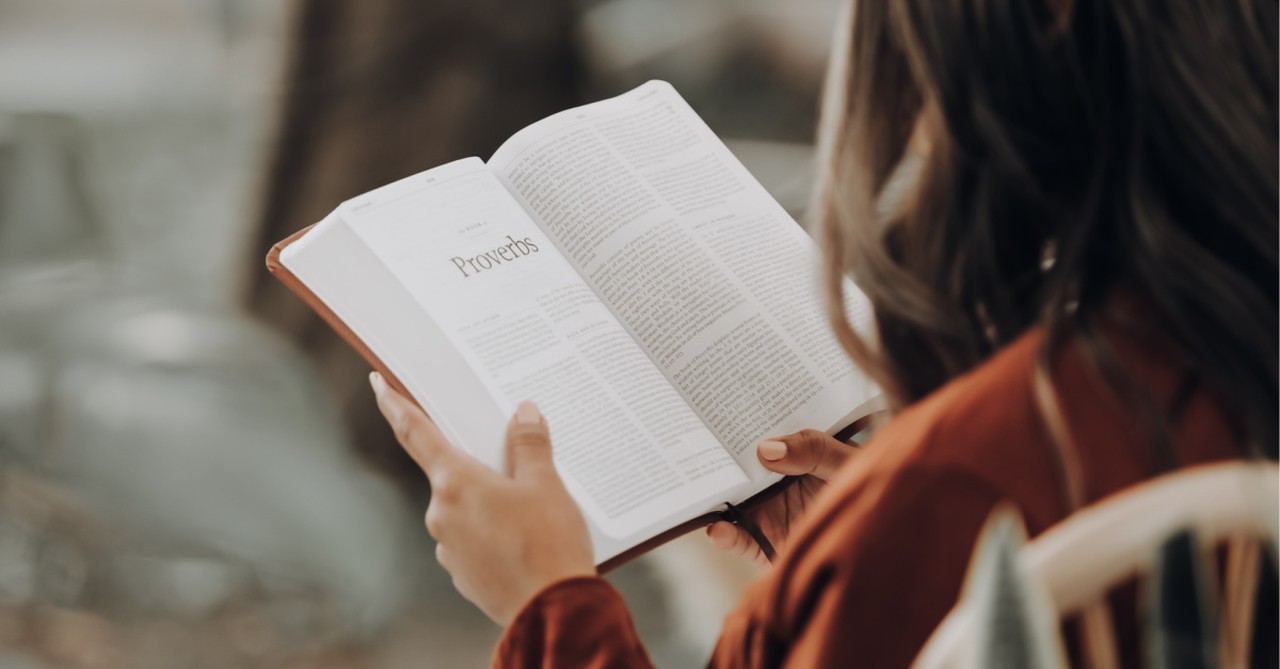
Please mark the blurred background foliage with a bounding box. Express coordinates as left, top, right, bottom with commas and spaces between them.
0, 0, 840, 666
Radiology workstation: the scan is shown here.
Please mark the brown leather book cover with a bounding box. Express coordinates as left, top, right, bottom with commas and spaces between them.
266, 229, 874, 572
266, 224, 418, 404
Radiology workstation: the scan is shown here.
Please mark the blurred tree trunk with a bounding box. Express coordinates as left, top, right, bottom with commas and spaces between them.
246, 0, 584, 489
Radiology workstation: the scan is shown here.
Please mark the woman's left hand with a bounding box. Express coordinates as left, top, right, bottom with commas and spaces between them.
370, 372, 595, 626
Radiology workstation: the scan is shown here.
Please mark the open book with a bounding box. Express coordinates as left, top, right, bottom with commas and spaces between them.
266, 80, 881, 570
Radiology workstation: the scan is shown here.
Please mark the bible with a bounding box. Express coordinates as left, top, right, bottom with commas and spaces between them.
266, 80, 882, 571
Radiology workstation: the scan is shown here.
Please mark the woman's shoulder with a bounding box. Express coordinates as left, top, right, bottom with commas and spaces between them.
733, 294, 1250, 666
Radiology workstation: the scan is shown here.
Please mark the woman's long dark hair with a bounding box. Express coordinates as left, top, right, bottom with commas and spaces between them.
817, 0, 1278, 460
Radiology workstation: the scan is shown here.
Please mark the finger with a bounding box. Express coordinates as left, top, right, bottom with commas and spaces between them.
707, 521, 762, 560
505, 401, 556, 480
757, 429, 857, 480
707, 521, 738, 551
708, 521, 771, 565
370, 372, 458, 476
424, 505, 445, 540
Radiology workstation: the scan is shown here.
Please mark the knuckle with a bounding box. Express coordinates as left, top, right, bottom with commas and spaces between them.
510, 426, 550, 449
393, 417, 419, 448
430, 473, 457, 503
797, 429, 827, 450
424, 505, 446, 538
799, 430, 833, 465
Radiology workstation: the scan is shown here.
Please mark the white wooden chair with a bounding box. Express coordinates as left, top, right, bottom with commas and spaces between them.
912, 461, 1279, 669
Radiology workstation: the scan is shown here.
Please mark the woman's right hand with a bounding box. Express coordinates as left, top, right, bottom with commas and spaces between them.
706, 430, 859, 565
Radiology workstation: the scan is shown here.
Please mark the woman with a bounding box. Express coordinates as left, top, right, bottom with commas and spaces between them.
370, 0, 1278, 665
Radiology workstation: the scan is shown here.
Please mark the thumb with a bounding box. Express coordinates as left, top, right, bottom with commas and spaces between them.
505, 401, 555, 480
756, 429, 857, 480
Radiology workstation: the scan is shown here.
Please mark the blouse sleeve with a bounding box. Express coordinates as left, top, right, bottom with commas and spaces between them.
493, 576, 656, 669
708, 464, 1007, 669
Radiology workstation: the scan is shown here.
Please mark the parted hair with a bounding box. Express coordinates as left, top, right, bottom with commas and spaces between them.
815, 0, 1278, 463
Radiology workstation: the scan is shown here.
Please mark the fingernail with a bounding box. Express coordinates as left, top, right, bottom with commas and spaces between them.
516, 401, 541, 424
369, 371, 387, 394
759, 440, 787, 461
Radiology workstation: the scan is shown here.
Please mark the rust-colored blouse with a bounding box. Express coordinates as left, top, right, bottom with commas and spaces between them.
494, 319, 1244, 668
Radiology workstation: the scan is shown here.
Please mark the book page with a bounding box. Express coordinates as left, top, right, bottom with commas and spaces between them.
333, 158, 747, 542
489, 81, 879, 481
